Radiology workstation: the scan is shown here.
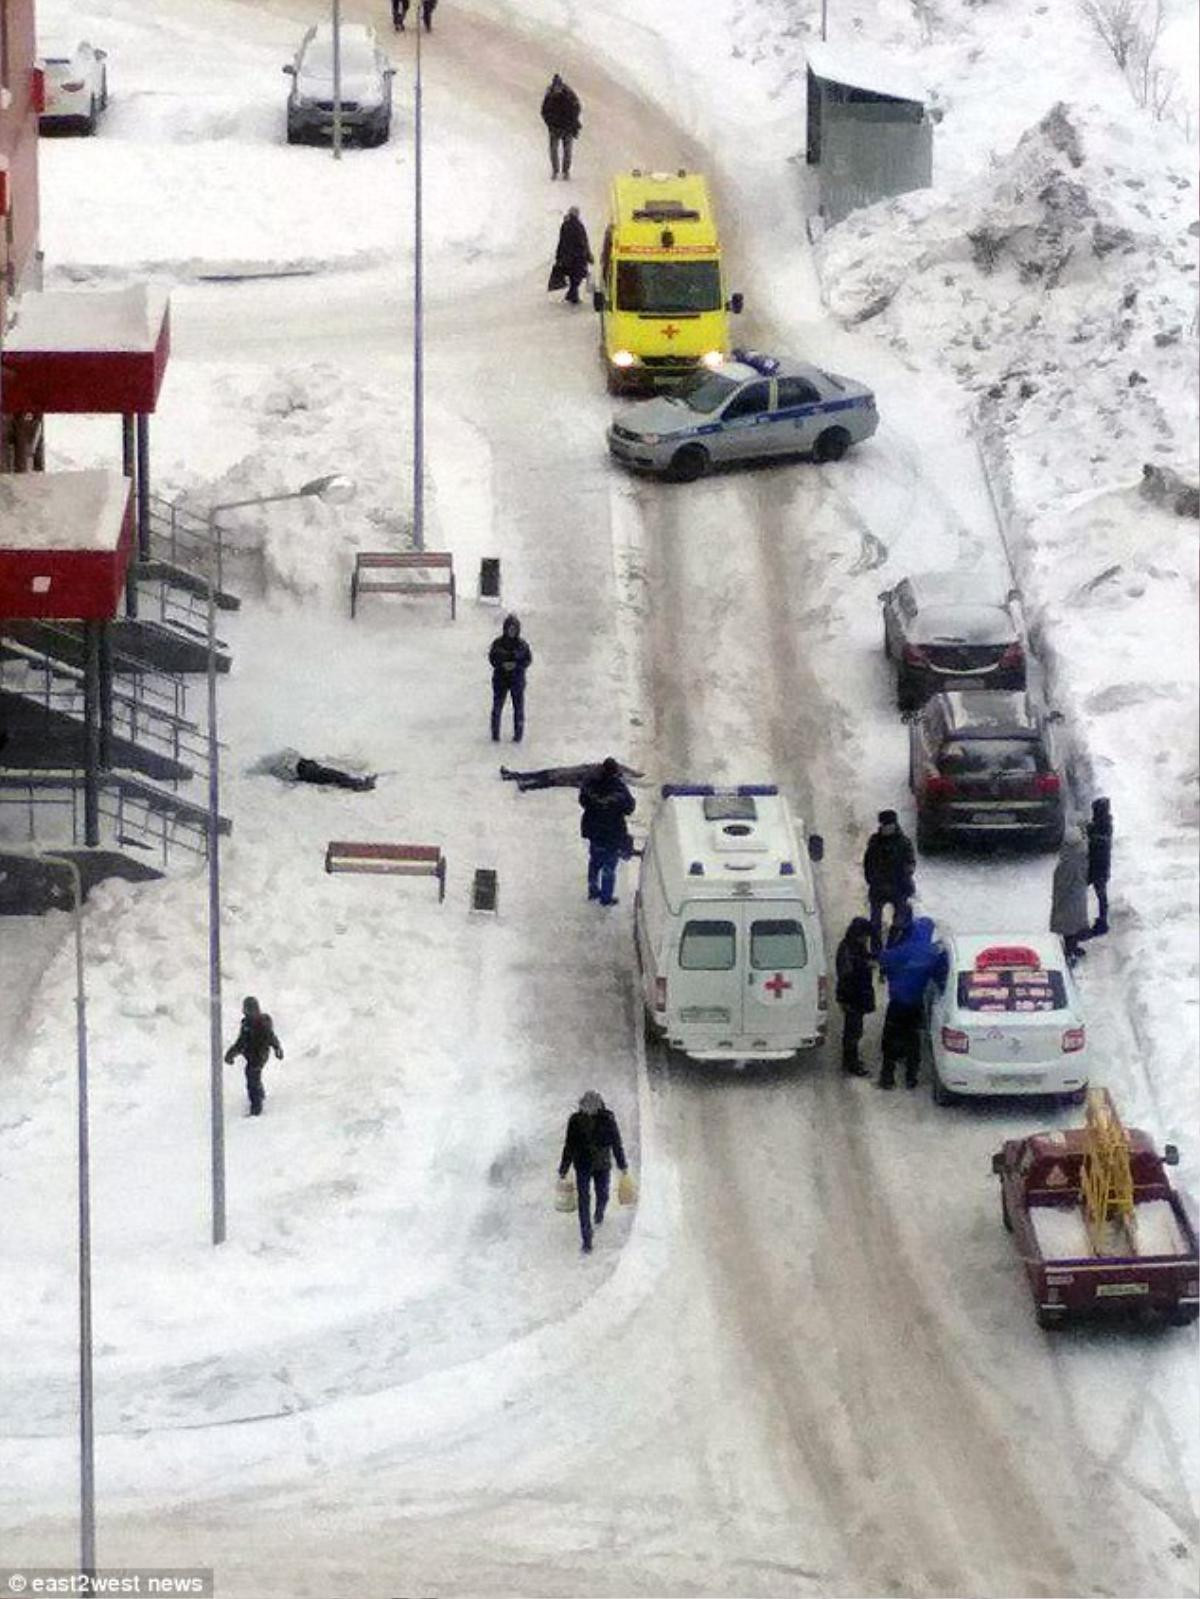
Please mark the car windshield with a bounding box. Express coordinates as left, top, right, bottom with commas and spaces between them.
958, 966, 1067, 1012
675, 372, 740, 414
305, 39, 374, 72
940, 739, 1040, 776
615, 260, 722, 314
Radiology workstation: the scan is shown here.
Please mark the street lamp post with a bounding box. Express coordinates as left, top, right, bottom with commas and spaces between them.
332, 0, 343, 161
202, 475, 354, 1246
412, 4, 425, 551
1, 848, 94, 1576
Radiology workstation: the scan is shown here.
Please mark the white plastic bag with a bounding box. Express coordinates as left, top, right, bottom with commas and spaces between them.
555, 1176, 576, 1213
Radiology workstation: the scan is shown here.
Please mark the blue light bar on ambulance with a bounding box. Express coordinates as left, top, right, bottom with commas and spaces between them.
661, 783, 780, 798
731, 349, 780, 376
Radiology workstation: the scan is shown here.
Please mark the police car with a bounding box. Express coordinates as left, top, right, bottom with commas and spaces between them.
926, 933, 1089, 1106
607, 350, 878, 481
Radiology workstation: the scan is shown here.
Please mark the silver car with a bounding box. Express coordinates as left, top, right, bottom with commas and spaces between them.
607, 350, 878, 481
284, 23, 394, 147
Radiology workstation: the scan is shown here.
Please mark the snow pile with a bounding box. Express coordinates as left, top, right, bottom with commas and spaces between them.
819, 100, 1198, 491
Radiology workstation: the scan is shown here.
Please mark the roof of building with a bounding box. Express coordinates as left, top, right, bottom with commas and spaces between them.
0, 470, 131, 552
805, 40, 925, 105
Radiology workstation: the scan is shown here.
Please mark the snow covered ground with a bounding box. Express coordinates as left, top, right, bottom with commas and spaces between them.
2, 0, 1197, 1594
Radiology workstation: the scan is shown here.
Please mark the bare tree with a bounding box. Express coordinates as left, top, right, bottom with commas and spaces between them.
1080, 0, 1143, 69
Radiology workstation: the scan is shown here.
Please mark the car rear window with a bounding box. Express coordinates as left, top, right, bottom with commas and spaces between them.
940, 739, 1039, 776
679, 920, 735, 971
958, 966, 1067, 1012
750, 919, 807, 970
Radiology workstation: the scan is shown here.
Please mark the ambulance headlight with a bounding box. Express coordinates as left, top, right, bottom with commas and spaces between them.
611, 350, 636, 369
701, 350, 725, 369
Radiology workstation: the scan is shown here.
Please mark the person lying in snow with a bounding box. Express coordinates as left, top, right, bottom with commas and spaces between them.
251, 748, 376, 791
499, 760, 643, 793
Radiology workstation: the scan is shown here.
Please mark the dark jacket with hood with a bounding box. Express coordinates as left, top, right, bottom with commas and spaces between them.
1086, 800, 1113, 886
878, 917, 948, 1008
835, 920, 876, 1013
863, 826, 916, 899
489, 616, 532, 685
579, 765, 635, 852
541, 77, 581, 135
225, 1005, 283, 1069
555, 212, 593, 278
559, 1102, 627, 1176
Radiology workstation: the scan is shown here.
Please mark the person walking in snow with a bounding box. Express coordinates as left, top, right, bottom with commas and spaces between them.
876, 917, 947, 1090
421, 0, 438, 30
1050, 825, 1091, 967
834, 916, 875, 1077
1085, 796, 1113, 936
224, 995, 284, 1117
579, 756, 635, 907
862, 809, 916, 957
558, 1090, 628, 1253
540, 73, 581, 179
551, 207, 593, 305
391, 0, 409, 29
488, 614, 532, 743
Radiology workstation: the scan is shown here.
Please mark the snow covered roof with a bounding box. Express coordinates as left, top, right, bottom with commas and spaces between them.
0, 470, 131, 552
6, 285, 169, 355
805, 40, 925, 105
2, 286, 172, 415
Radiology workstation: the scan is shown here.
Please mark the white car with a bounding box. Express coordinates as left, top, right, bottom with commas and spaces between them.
926, 933, 1089, 1105
39, 38, 108, 134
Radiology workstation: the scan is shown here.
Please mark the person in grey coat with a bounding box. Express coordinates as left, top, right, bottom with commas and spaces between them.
1050, 827, 1091, 966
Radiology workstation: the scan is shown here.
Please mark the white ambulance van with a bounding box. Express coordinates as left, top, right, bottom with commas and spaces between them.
634, 784, 827, 1062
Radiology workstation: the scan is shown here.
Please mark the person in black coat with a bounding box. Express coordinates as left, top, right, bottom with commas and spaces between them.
579, 756, 635, 906
834, 917, 875, 1077
1086, 796, 1113, 936
421, 0, 437, 30
488, 613, 532, 743
553, 207, 593, 304
224, 995, 284, 1116
862, 809, 916, 956
540, 73, 581, 178
558, 1090, 628, 1252
392, 0, 409, 27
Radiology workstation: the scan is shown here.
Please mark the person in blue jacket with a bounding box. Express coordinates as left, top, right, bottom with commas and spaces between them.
578, 757, 635, 906
876, 916, 947, 1090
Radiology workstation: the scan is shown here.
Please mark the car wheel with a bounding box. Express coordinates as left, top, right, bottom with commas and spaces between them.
1040, 820, 1066, 852
917, 813, 942, 855
1036, 1307, 1066, 1331
896, 672, 920, 714
100, 70, 109, 111
286, 119, 302, 145
1167, 1304, 1199, 1327
931, 1066, 955, 1106
83, 97, 97, 135
1001, 1191, 1013, 1232
813, 427, 851, 463
670, 445, 709, 483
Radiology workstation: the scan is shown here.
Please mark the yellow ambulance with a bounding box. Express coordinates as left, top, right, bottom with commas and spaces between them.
593, 169, 743, 394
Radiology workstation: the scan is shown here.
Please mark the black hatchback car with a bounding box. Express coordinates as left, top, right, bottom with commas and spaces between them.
909, 691, 1065, 853
881, 572, 1026, 711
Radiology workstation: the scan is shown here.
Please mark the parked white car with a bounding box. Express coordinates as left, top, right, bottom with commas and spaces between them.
38, 38, 108, 134
926, 932, 1089, 1105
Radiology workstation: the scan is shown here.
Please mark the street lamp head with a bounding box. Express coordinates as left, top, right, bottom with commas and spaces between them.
300, 474, 356, 504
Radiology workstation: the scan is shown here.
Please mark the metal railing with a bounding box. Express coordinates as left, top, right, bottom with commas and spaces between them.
0, 641, 211, 783
0, 771, 216, 866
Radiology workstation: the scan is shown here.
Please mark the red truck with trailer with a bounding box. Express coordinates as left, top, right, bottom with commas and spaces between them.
991, 1089, 1198, 1329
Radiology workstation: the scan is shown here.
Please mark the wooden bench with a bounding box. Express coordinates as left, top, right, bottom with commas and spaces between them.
350, 551, 456, 620
324, 841, 446, 902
